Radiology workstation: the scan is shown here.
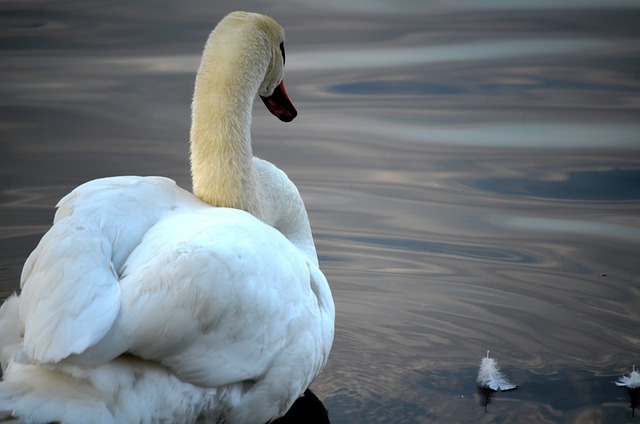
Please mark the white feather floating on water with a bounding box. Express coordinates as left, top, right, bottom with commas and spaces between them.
615, 365, 640, 389
477, 351, 517, 391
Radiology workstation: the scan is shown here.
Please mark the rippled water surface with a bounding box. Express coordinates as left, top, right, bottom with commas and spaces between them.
1, 1, 640, 423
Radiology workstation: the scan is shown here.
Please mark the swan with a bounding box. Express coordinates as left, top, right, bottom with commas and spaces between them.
0, 11, 334, 424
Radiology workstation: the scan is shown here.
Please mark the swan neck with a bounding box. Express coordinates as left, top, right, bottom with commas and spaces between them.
189, 32, 268, 212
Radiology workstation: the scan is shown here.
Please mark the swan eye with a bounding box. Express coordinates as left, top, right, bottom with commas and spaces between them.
279, 42, 285, 66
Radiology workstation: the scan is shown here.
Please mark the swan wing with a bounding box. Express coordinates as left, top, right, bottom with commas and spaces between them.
116, 208, 327, 387
18, 220, 122, 363
18, 176, 202, 363
17, 175, 332, 388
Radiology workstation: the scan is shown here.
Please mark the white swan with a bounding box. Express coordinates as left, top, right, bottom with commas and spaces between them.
0, 11, 334, 424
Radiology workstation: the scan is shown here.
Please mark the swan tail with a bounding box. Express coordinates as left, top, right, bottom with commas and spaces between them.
0, 355, 218, 424
0, 361, 116, 424
0, 295, 116, 422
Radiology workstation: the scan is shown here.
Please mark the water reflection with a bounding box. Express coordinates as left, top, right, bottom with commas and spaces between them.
624, 388, 640, 417
505, 217, 640, 242
293, 39, 613, 71
1, 1, 640, 423
476, 386, 496, 413
389, 123, 640, 148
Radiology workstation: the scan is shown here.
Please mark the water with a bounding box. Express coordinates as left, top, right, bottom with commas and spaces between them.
1, 1, 640, 423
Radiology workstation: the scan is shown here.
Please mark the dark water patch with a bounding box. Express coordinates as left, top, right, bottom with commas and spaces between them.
474, 168, 640, 201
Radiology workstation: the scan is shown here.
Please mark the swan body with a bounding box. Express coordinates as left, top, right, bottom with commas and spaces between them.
0, 11, 334, 424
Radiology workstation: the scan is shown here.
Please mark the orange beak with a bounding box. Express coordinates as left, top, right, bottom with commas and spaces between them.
260, 81, 297, 122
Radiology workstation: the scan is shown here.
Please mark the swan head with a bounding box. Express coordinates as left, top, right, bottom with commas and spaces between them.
254, 14, 297, 123
213, 11, 297, 122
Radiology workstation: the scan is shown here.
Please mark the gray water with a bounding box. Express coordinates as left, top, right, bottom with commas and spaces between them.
1, 1, 640, 423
